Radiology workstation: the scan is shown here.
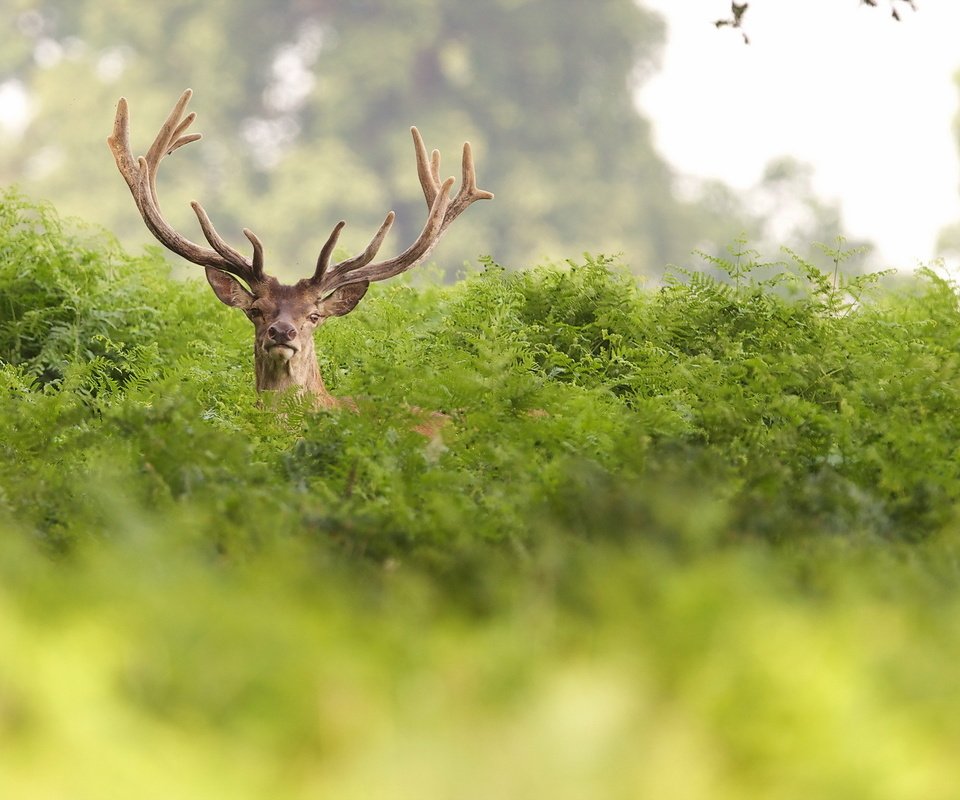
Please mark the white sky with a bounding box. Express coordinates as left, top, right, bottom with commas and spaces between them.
636, 0, 960, 269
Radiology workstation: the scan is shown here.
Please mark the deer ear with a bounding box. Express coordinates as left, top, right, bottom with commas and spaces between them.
318, 281, 370, 318
205, 266, 254, 309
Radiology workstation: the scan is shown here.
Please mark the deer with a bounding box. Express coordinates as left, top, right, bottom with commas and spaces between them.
106, 89, 492, 417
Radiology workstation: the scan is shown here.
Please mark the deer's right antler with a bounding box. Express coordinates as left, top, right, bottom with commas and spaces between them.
107, 89, 266, 289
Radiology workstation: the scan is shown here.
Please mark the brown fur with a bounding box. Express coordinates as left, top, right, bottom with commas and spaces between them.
204, 271, 364, 406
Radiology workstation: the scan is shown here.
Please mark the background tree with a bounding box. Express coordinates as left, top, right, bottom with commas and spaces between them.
937, 67, 960, 261
0, 0, 858, 279
712, 0, 918, 44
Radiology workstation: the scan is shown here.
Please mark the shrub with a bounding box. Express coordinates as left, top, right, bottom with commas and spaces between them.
4, 194, 960, 798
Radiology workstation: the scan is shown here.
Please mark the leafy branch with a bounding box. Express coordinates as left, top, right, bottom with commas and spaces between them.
713, 0, 918, 45
861, 0, 918, 22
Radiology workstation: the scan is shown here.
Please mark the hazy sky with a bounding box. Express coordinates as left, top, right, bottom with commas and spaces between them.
637, 1, 960, 269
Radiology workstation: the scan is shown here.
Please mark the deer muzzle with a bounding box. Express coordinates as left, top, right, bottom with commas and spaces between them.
265, 320, 299, 357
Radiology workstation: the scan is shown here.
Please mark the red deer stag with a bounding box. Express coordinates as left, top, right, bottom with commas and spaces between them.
107, 89, 492, 409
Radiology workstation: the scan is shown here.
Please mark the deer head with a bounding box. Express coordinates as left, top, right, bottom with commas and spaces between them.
107, 89, 492, 407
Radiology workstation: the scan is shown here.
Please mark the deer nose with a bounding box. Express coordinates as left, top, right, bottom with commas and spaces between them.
267, 321, 297, 343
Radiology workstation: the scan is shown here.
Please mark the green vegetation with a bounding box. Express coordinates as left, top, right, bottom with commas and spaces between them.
4, 191, 960, 797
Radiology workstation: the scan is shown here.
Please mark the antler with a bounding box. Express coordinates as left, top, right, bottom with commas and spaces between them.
107, 89, 265, 288
108, 91, 492, 295
313, 126, 494, 295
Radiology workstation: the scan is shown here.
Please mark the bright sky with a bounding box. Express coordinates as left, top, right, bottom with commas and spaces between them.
637, 0, 960, 269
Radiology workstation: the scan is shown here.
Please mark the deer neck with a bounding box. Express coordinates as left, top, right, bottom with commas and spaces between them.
254, 337, 333, 404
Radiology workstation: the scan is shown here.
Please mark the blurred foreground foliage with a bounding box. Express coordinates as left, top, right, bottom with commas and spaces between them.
3, 191, 960, 797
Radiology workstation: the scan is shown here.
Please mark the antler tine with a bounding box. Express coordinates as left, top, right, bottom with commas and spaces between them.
412, 126, 442, 208
312, 212, 396, 287
243, 228, 265, 280
313, 220, 346, 283
410, 126, 493, 227
442, 140, 495, 234
144, 89, 195, 166
318, 178, 453, 296
141, 91, 200, 214
190, 201, 264, 283
107, 90, 265, 287
107, 97, 138, 186
335, 213, 396, 271
314, 126, 491, 296
169, 112, 200, 149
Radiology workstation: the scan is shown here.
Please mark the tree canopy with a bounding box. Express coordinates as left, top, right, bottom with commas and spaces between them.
712, 0, 918, 44
1, 0, 866, 279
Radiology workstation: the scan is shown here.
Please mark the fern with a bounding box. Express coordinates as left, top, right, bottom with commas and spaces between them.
5, 197, 960, 797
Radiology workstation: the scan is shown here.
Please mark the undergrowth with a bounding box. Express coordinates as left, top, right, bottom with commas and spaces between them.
3, 189, 960, 799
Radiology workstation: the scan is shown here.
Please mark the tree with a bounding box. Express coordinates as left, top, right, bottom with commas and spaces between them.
711, 1, 918, 44
1, 0, 753, 279
937, 68, 960, 261
2, 1, 868, 279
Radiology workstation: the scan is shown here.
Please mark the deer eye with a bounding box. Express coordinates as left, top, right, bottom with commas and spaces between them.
247, 307, 263, 320
308, 313, 321, 324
